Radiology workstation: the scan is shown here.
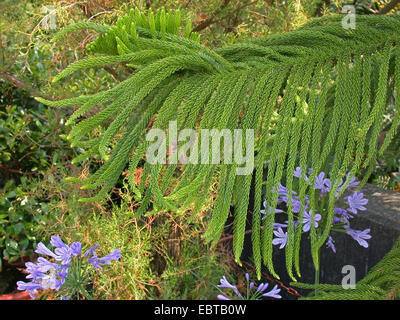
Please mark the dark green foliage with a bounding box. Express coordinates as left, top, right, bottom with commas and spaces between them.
38, 9, 400, 280
0, 178, 49, 269
0, 83, 73, 266
0, 84, 71, 177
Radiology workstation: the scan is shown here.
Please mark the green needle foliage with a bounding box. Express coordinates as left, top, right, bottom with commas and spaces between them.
292, 236, 400, 300
37, 8, 400, 280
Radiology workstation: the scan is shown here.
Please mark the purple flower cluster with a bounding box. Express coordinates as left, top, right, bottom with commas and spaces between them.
17, 235, 121, 299
217, 273, 281, 300
261, 168, 371, 253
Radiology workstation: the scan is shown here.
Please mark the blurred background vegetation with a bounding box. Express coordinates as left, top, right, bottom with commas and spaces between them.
1, 0, 399, 299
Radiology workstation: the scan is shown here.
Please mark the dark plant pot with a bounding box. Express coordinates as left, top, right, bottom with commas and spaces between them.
0, 291, 31, 300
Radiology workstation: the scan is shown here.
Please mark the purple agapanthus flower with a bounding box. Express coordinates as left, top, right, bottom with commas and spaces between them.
36, 257, 60, 274
346, 192, 368, 214
262, 168, 371, 254
294, 167, 309, 182
83, 244, 100, 258
46, 235, 75, 265
54, 246, 73, 265
40, 272, 58, 290
16, 281, 43, 299
262, 284, 282, 299
285, 197, 302, 213
217, 275, 242, 298
277, 184, 297, 196
217, 273, 281, 300
274, 197, 305, 215
334, 207, 354, 221
273, 222, 289, 229
272, 228, 287, 249
16, 258, 68, 298
345, 173, 361, 189
50, 235, 69, 249
25, 262, 45, 281
86, 248, 122, 270
345, 227, 371, 248
256, 282, 269, 292
326, 236, 336, 253
17, 236, 122, 299
335, 173, 360, 193
302, 210, 322, 232
16, 281, 43, 291
70, 242, 82, 256
314, 172, 331, 195
35, 242, 59, 259
87, 256, 102, 269
99, 249, 122, 265
217, 275, 236, 289
55, 267, 69, 290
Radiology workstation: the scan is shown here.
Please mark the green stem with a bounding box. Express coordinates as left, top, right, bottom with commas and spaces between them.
314, 266, 320, 296
314, 247, 321, 297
